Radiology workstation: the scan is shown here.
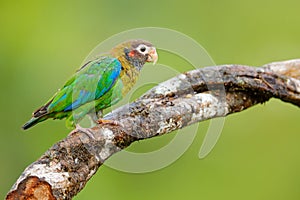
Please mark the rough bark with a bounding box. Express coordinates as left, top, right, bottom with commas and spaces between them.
6, 59, 300, 200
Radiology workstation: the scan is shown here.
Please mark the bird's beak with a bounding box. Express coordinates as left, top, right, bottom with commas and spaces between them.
147, 47, 158, 65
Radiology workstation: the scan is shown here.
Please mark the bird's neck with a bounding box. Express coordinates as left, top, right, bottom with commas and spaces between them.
117, 55, 141, 96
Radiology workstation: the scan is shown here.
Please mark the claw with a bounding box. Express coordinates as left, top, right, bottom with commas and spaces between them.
97, 119, 122, 127
74, 124, 96, 140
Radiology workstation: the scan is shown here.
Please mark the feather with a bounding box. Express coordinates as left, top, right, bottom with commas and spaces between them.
22, 40, 157, 130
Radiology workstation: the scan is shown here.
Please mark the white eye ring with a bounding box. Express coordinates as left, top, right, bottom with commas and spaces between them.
136, 44, 149, 55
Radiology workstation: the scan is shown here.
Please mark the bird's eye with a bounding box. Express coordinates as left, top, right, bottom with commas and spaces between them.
140, 46, 146, 52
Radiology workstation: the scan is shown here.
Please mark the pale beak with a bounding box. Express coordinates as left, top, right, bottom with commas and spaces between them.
147, 47, 158, 65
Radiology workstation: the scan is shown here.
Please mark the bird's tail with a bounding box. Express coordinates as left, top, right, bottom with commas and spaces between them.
22, 99, 53, 130
22, 117, 42, 130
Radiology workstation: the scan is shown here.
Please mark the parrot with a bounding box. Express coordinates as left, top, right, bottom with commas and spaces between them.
22, 39, 158, 130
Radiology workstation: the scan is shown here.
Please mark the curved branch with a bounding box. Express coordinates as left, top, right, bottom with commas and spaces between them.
6, 59, 300, 200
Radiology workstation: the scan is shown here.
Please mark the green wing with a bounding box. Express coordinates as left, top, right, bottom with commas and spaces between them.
47, 56, 122, 113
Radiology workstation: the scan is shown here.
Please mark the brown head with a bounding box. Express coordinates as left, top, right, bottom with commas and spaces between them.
110, 39, 158, 70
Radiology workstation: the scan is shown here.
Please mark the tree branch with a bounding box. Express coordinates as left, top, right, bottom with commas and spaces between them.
6, 59, 300, 200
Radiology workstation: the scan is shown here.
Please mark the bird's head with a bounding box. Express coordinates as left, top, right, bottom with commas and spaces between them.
110, 39, 158, 70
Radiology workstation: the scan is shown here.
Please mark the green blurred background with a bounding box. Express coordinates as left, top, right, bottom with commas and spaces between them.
1, 0, 300, 199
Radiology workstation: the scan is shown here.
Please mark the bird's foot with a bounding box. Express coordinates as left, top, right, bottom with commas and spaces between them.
74, 124, 96, 140
97, 119, 123, 127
